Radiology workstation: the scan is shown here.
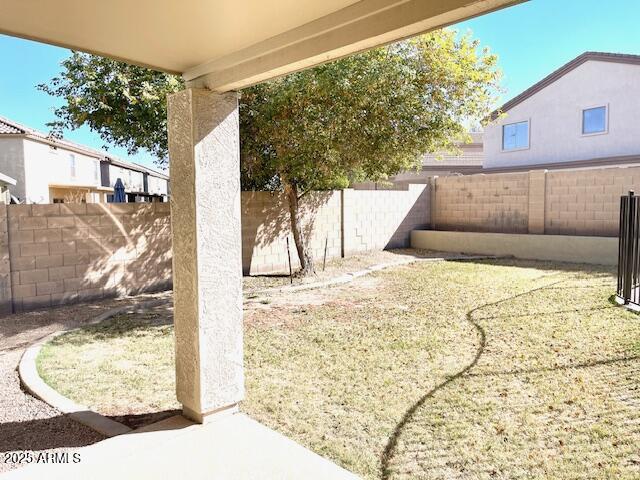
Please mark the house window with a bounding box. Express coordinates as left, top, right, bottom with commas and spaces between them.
502, 120, 529, 151
69, 154, 76, 178
582, 106, 607, 135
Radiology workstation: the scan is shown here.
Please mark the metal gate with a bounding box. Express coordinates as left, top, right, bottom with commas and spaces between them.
617, 190, 640, 307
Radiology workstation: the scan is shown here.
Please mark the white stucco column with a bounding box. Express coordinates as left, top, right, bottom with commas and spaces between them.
167, 88, 244, 423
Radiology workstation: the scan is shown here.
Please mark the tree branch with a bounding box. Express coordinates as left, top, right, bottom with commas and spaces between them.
297, 188, 311, 201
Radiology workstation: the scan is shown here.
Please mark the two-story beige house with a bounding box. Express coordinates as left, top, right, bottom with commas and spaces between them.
484, 52, 640, 171
0, 115, 169, 204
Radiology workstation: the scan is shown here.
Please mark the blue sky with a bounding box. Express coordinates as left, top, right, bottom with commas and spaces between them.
456, 0, 640, 97
0, 0, 638, 170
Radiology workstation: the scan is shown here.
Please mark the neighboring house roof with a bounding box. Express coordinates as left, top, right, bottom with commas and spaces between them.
422, 151, 484, 167
490, 52, 640, 120
107, 157, 169, 180
0, 171, 17, 186
0, 115, 169, 180
421, 132, 484, 167
0, 115, 106, 157
0, 119, 23, 135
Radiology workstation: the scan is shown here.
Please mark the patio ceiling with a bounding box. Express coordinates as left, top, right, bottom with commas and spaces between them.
0, 0, 524, 91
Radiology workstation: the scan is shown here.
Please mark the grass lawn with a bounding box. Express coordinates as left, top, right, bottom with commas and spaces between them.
37, 259, 640, 479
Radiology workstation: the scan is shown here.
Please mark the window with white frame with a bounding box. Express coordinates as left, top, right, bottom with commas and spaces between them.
582, 106, 607, 135
69, 154, 76, 178
502, 120, 529, 151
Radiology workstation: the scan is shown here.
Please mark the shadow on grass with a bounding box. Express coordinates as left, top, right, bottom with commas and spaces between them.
380, 268, 637, 478
380, 276, 567, 479
47, 312, 173, 347
0, 257, 626, 461
0, 293, 171, 348
448, 256, 616, 277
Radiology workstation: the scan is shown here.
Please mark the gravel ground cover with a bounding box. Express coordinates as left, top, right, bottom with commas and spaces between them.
0, 292, 169, 474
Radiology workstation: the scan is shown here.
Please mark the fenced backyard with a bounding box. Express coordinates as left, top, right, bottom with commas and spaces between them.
0, 185, 428, 313
3, 163, 640, 315
32, 257, 640, 479
2, 164, 640, 478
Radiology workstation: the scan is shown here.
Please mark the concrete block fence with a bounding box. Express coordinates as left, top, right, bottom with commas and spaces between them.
2, 163, 632, 314
0, 185, 429, 313
431, 165, 638, 237
2, 202, 172, 313
242, 185, 429, 274
432, 172, 529, 233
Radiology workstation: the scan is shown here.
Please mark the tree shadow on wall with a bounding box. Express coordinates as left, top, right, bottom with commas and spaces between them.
384, 184, 430, 250
241, 190, 335, 276
0, 202, 172, 338
69, 202, 173, 302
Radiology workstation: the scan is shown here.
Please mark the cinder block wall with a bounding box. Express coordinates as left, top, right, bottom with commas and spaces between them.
4, 164, 634, 314
241, 191, 342, 275
241, 185, 429, 274
433, 173, 529, 233
343, 184, 429, 254
0, 208, 11, 314
545, 167, 633, 236
433, 165, 639, 237
0, 185, 430, 312
6, 203, 172, 312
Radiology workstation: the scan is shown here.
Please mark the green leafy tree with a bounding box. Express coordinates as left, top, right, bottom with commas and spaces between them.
39, 53, 181, 158
40, 29, 501, 275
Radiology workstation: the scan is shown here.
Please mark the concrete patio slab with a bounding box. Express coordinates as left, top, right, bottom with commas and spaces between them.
2, 412, 359, 479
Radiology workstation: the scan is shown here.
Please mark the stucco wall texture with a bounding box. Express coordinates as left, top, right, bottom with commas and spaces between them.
0, 185, 429, 313
432, 165, 638, 237
484, 60, 640, 169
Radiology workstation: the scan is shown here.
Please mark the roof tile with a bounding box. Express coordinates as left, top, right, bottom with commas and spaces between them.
0, 115, 168, 179
0, 118, 24, 134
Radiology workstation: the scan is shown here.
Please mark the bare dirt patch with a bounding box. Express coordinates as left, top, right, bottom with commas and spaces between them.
242, 248, 468, 293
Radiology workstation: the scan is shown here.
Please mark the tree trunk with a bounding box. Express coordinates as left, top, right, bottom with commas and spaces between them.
284, 182, 315, 276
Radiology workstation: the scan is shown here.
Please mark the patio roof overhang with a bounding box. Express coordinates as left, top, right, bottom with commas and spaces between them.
0, 0, 523, 91
1, 0, 529, 464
